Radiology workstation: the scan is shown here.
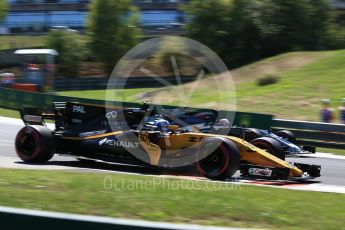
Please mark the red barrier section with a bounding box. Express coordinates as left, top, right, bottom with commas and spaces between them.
11, 83, 39, 92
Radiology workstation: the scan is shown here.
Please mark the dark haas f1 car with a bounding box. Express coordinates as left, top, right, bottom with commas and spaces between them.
165, 110, 316, 156
15, 102, 321, 181
172, 110, 316, 157
234, 127, 315, 154
206, 123, 316, 158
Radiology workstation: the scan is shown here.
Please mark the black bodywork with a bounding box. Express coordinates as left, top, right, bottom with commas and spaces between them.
21, 102, 156, 166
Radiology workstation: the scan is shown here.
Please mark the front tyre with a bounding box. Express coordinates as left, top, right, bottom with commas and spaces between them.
251, 137, 285, 160
276, 130, 296, 144
196, 137, 240, 180
15, 125, 54, 163
242, 128, 262, 142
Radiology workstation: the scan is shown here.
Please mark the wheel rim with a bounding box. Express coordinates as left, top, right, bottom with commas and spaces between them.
198, 146, 229, 176
16, 128, 40, 159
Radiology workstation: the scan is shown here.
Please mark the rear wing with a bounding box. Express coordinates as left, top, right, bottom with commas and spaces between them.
20, 102, 67, 128
20, 102, 146, 131
20, 102, 109, 129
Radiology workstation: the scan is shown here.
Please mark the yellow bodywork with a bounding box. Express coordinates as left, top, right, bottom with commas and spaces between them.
63, 129, 303, 178
138, 131, 303, 178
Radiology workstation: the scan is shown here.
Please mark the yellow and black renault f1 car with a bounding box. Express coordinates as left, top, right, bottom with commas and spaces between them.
15, 102, 321, 181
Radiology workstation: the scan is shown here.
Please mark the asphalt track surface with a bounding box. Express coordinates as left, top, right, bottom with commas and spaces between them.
1, 117, 345, 187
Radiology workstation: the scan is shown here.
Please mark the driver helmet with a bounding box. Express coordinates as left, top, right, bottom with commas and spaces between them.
219, 118, 230, 127
154, 119, 170, 132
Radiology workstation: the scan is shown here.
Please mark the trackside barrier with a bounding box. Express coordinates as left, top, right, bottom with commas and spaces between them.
0, 87, 273, 129
0, 206, 240, 230
272, 119, 345, 149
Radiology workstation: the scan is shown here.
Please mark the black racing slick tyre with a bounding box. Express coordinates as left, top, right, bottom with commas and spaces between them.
242, 128, 262, 142
276, 130, 296, 144
196, 137, 240, 180
15, 125, 54, 163
251, 137, 285, 160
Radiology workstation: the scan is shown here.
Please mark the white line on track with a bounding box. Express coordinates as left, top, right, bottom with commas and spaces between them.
0, 116, 24, 126
0, 116, 55, 129
297, 152, 345, 160
0, 156, 77, 171
282, 183, 345, 193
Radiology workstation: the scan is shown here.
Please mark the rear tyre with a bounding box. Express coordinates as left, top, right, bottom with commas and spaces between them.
15, 125, 54, 163
276, 130, 296, 144
251, 137, 285, 160
242, 128, 262, 142
196, 137, 240, 180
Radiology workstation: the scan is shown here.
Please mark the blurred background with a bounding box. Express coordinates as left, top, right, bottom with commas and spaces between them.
0, 0, 344, 123
0, 2, 345, 229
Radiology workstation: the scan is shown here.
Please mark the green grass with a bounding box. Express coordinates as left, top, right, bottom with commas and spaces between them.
0, 35, 47, 50
318, 148, 345, 156
234, 50, 345, 121
0, 108, 20, 118
0, 169, 344, 229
